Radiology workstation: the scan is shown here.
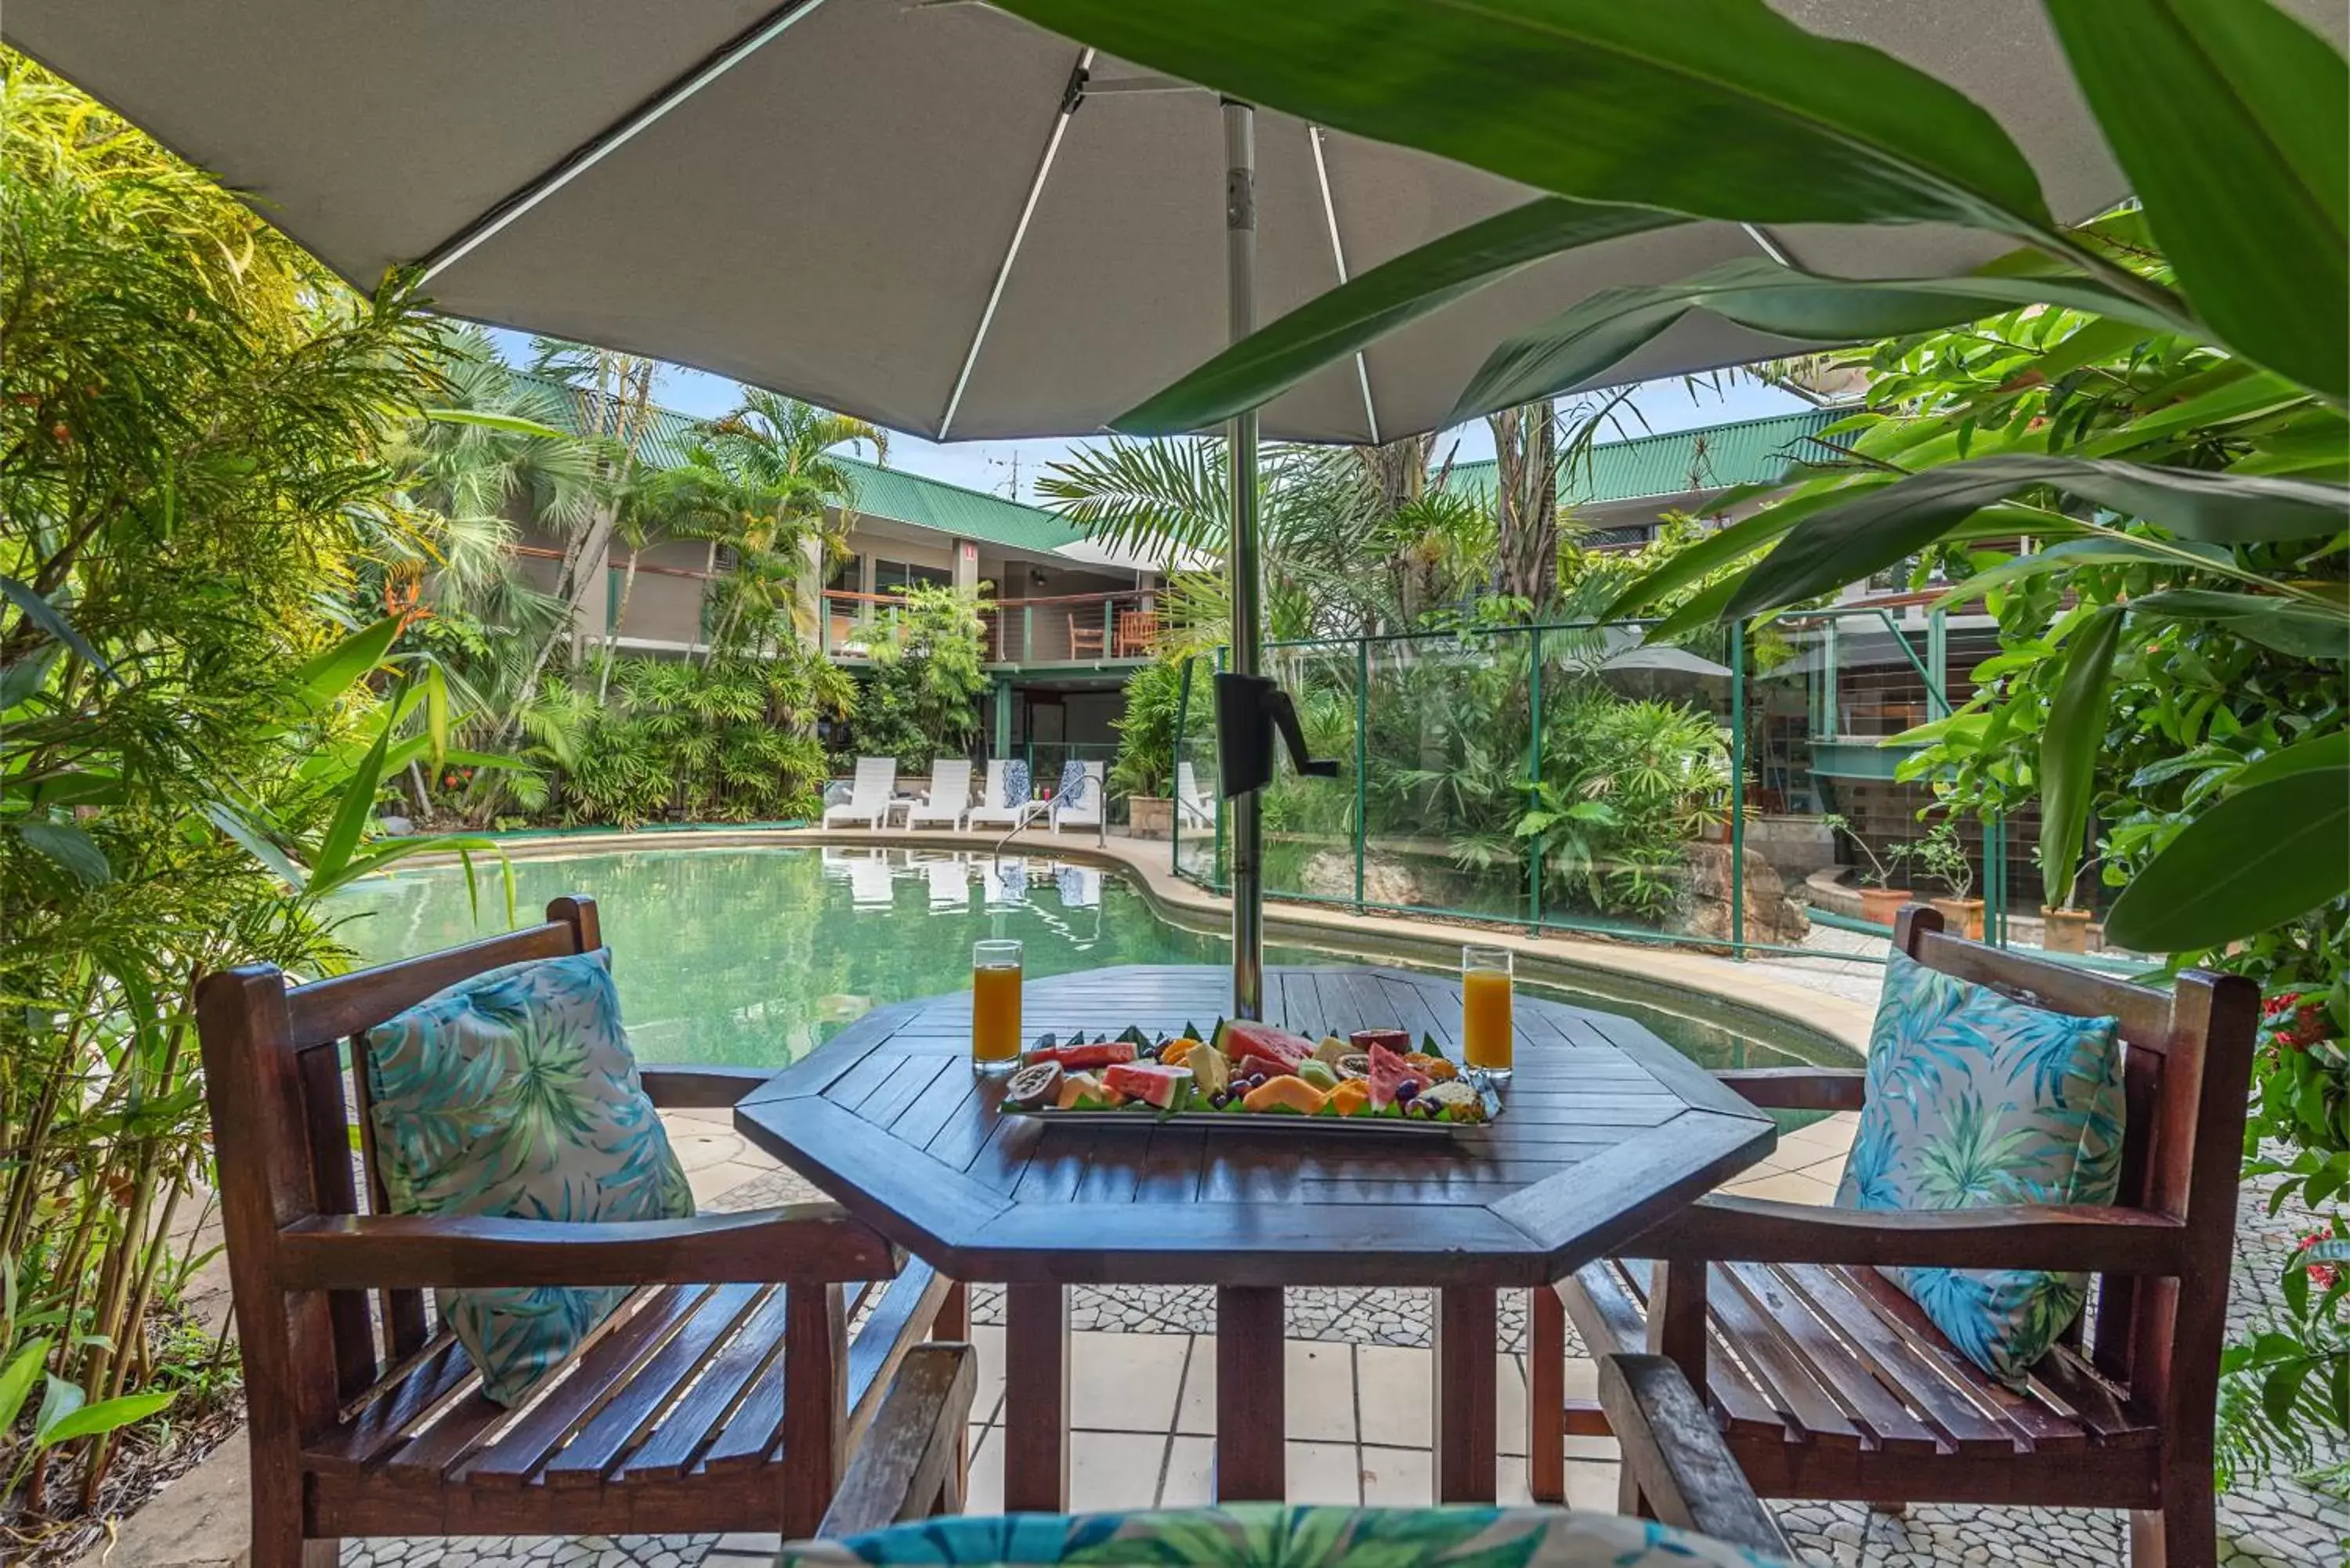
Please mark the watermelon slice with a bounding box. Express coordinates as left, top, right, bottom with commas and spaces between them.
1103, 1062, 1192, 1110
1025, 1040, 1137, 1071
1234, 1053, 1300, 1082
1213, 1019, 1314, 1070
1365, 1042, 1412, 1111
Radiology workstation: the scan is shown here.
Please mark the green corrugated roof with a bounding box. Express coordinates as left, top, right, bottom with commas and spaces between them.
1440, 407, 1844, 509
522, 372, 1088, 556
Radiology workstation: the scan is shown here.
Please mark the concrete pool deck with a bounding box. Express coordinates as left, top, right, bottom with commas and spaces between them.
85, 829, 2346, 1567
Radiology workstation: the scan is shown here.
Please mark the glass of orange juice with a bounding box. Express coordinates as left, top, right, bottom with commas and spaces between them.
971, 939, 1023, 1073
1462, 945, 1513, 1082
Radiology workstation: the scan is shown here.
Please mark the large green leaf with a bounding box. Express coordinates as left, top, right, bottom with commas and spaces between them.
2128, 589, 2350, 660
34, 1387, 175, 1448
1450, 260, 2188, 420
996, 0, 2052, 234
2039, 606, 2124, 911
2044, 0, 2348, 402
308, 717, 393, 883
2102, 764, 2350, 952
292, 616, 403, 709
1600, 476, 1891, 620
0, 1339, 49, 1435
2232, 729, 2350, 789
15, 822, 109, 885
0, 576, 115, 684
1114, 198, 1688, 433
418, 407, 567, 439
1722, 457, 2350, 620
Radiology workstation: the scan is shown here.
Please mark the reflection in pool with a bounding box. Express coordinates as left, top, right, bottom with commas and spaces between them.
330, 846, 1844, 1075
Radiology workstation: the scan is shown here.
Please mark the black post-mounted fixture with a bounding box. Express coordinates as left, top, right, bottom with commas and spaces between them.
1214, 671, 1339, 798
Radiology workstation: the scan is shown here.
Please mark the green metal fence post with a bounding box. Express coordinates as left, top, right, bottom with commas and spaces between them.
1730, 618, 1747, 959
1354, 636, 1368, 912
1926, 609, 1952, 719
1527, 625, 1543, 934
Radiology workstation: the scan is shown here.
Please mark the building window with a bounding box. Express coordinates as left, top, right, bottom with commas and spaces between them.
876, 558, 952, 591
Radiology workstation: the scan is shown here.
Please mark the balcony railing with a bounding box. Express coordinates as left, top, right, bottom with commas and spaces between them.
821, 589, 1156, 667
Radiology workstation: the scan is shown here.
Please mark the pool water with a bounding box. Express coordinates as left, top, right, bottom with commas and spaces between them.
331, 846, 1838, 1074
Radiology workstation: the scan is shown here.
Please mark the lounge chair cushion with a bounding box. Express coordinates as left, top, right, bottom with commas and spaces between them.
998, 760, 1029, 809
783, 1505, 1788, 1565
363, 949, 693, 1404
1056, 759, 1093, 811
1835, 949, 2124, 1384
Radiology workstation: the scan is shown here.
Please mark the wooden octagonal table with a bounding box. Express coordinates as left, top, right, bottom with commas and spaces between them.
736, 964, 1773, 1509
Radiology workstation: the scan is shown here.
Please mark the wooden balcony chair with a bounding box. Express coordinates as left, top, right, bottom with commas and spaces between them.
1531, 905, 2257, 1566
195, 895, 975, 1568
1114, 608, 1157, 659
1066, 610, 1106, 659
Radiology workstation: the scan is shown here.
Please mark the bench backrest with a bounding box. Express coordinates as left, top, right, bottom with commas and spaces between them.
194, 896, 602, 1435
1892, 905, 2256, 1438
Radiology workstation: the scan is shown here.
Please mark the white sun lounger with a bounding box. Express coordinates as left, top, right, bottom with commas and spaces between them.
1049, 761, 1105, 836
1177, 761, 1216, 827
966, 759, 1045, 833
822, 757, 897, 829
906, 757, 974, 829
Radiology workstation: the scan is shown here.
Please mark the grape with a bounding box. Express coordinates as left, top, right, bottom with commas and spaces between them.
1246, 1073, 1267, 1089
1395, 1079, 1420, 1103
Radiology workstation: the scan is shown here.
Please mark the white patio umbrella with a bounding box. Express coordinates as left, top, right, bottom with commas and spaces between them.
13, 0, 2332, 1013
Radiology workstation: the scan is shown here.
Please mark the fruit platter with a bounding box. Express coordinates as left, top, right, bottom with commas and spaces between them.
997, 1019, 1501, 1136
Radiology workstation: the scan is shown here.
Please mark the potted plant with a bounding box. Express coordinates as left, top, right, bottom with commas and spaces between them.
1824, 814, 1912, 927
1110, 657, 1187, 838
1915, 817, 1983, 940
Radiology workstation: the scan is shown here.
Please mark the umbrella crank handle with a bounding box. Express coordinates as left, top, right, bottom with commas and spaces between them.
1264, 686, 1339, 779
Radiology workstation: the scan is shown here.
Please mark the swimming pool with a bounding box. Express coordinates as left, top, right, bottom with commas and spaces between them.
331, 845, 1846, 1073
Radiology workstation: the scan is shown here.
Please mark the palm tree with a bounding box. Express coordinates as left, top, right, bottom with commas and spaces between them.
671, 388, 886, 664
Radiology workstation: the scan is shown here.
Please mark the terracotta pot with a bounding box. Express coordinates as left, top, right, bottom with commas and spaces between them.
2041, 905, 2094, 955
1126, 795, 1173, 840
1932, 896, 1985, 941
1858, 886, 1911, 927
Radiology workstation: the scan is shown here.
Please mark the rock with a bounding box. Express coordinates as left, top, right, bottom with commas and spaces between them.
378, 814, 415, 837
1294, 849, 1435, 909
1680, 840, 1811, 948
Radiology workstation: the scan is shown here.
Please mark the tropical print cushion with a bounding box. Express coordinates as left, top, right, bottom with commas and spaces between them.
1000, 760, 1030, 808
363, 948, 693, 1404
1835, 948, 2124, 1384
782, 1505, 1790, 1566
1056, 759, 1094, 809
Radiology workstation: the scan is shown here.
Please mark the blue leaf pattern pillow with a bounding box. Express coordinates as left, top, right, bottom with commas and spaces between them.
1001, 760, 1030, 809
1057, 759, 1093, 808
783, 1504, 1791, 1566
364, 949, 693, 1404
1835, 949, 2124, 1385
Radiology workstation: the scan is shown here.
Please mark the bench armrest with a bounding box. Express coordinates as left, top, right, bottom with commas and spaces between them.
814, 1343, 980, 1539
1712, 1068, 1867, 1110
640, 1064, 774, 1107
1635, 1196, 2188, 1274
1601, 1353, 1790, 1559
277, 1202, 899, 1290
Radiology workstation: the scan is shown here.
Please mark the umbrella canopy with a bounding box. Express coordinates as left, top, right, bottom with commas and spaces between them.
13, 0, 2330, 443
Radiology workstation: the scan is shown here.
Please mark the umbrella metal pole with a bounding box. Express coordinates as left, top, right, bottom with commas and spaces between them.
1224, 98, 1264, 1021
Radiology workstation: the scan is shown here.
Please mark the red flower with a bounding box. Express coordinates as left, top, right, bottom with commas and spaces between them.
2295, 1231, 2339, 1290
2261, 992, 2335, 1051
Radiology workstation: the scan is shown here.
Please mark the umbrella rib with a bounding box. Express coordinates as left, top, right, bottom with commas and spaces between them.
416, 0, 832, 285
1309, 126, 1380, 446
938, 49, 1096, 440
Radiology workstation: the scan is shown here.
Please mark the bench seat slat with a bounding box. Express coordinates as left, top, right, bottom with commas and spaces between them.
616, 1286, 798, 1483
541, 1282, 770, 1487
1721, 1263, 1941, 1456
457, 1285, 713, 1484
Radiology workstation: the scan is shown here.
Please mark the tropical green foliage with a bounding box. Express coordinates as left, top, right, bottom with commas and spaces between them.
0, 56, 497, 1545
534, 653, 847, 829
1110, 656, 1210, 800
851, 585, 991, 772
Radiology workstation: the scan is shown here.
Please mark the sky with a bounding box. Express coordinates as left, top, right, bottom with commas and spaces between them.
487, 327, 1809, 505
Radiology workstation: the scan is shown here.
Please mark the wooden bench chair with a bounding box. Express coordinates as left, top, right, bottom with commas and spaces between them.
195, 895, 975, 1568
1530, 905, 2257, 1566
